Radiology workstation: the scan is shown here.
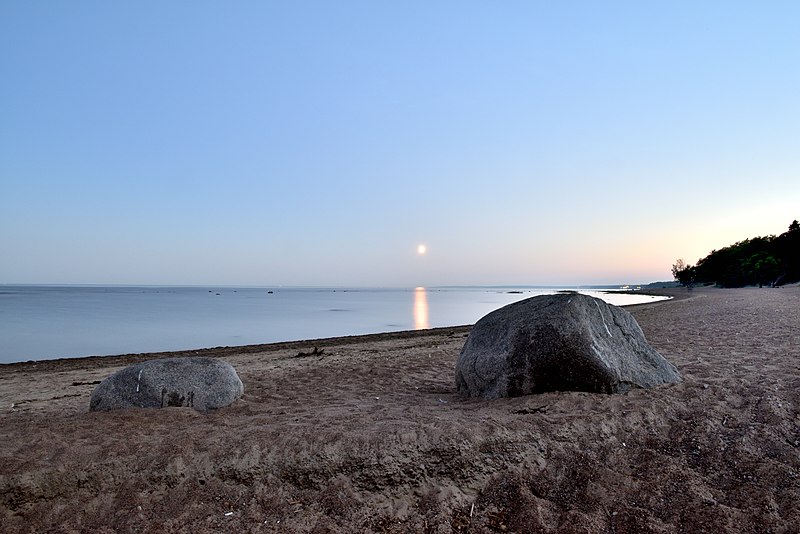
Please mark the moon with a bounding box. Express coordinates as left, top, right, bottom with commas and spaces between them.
417, 244, 427, 255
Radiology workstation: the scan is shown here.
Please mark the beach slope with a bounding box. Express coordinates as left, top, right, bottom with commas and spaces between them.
1, 287, 798, 532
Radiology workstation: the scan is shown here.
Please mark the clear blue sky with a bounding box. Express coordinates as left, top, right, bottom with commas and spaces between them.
2, 2, 798, 286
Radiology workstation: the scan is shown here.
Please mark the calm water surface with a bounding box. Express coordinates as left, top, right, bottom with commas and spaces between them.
0, 286, 668, 363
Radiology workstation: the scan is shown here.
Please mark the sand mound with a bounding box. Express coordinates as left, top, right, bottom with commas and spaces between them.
1, 287, 798, 532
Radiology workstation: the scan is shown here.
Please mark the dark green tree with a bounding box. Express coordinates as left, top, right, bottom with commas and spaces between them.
671, 259, 695, 287
674, 218, 799, 287
741, 252, 781, 287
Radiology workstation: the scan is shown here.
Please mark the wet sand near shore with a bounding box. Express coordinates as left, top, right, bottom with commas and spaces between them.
1, 286, 799, 532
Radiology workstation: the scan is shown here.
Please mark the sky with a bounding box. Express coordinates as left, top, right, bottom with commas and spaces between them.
2, 2, 799, 287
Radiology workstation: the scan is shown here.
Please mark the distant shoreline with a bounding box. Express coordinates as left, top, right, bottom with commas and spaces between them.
0, 289, 679, 369
0, 286, 672, 365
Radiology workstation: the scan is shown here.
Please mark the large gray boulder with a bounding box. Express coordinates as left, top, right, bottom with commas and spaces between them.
455, 293, 681, 398
90, 357, 244, 412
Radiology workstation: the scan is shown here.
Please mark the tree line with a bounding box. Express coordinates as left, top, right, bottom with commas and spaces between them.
672, 219, 800, 288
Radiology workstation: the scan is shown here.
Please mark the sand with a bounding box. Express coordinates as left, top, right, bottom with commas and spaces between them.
1, 286, 799, 533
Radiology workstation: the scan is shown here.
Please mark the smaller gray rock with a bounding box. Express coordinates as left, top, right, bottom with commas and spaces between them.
90, 357, 244, 412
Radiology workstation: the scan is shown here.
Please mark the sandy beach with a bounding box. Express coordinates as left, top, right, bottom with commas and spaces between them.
1, 286, 798, 533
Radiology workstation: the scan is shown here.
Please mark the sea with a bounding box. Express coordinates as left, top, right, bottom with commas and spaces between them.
0, 285, 669, 364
